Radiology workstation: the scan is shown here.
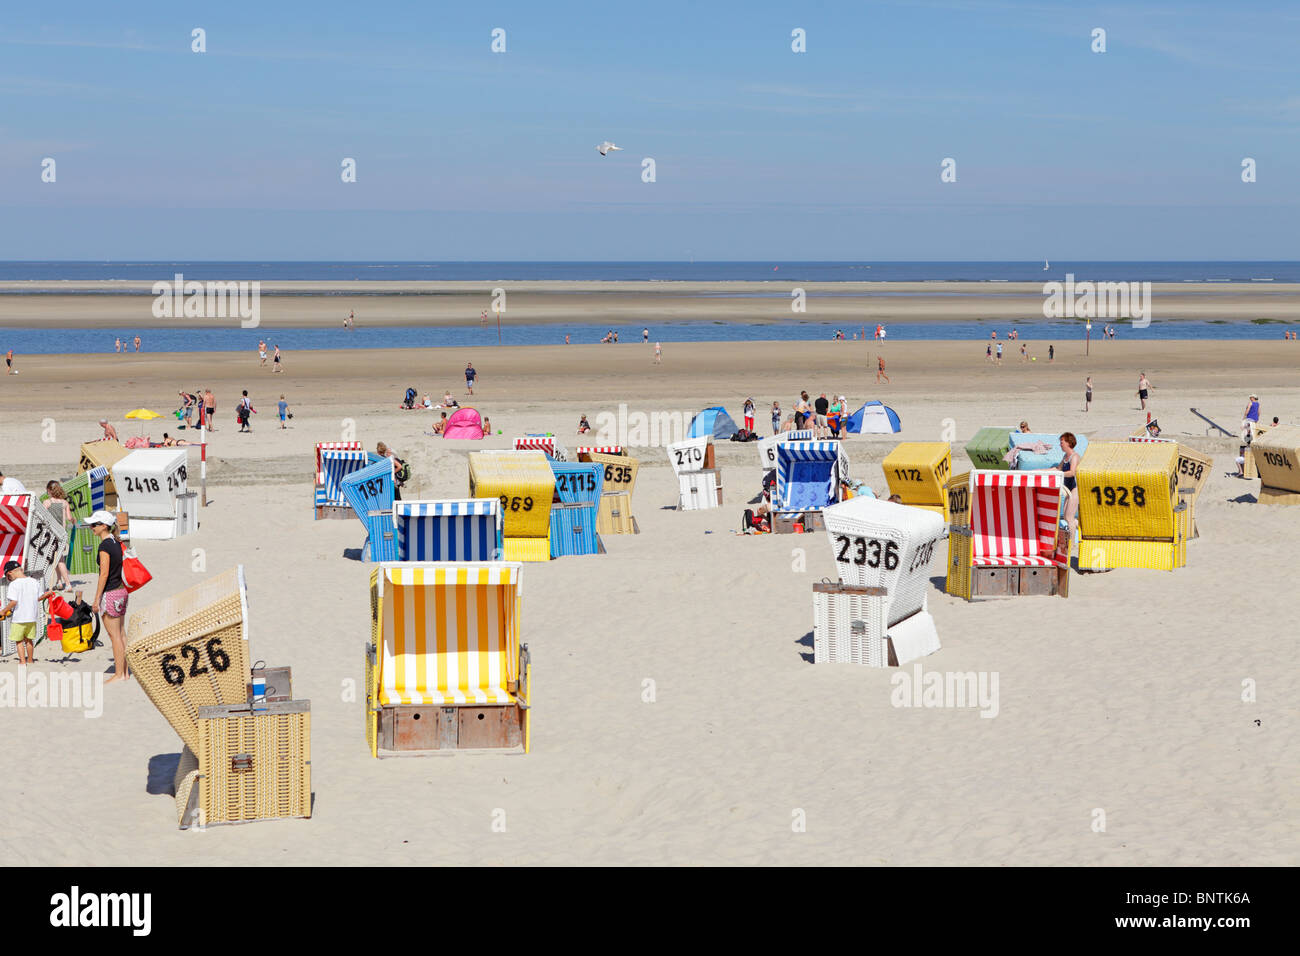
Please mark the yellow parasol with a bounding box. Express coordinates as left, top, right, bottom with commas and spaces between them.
124, 408, 163, 436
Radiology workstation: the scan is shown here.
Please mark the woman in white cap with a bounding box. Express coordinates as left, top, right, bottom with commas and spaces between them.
86, 510, 130, 682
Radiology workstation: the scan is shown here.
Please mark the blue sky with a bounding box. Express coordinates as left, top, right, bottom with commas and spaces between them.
1, 1, 1297, 259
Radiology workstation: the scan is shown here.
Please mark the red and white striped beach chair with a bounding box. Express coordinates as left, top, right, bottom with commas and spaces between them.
945, 470, 1069, 600
513, 436, 568, 461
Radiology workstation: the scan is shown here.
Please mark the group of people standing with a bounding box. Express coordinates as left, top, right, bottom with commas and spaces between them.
0, 468, 131, 682
758, 391, 850, 438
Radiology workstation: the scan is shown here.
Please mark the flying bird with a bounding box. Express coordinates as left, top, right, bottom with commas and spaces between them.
596, 141, 623, 156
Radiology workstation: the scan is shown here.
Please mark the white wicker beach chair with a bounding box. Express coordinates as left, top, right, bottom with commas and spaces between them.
814, 496, 946, 666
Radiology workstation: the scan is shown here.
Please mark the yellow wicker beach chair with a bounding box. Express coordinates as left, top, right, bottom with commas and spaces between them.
468, 451, 554, 560
588, 452, 639, 533
882, 442, 953, 520
1253, 424, 1300, 504
1076, 442, 1190, 570
127, 566, 312, 829
364, 563, 530, 756
126, 566, 253, 752
79, 440, 129, 508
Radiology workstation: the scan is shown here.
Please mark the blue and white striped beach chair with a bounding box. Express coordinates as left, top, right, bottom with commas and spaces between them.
341, 458, 398, 561
775, 441, 847, 513
394, 499, 504, 562
317, 449, 371, 516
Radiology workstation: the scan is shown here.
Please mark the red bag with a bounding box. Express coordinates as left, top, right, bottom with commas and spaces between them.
122, 549, 152, 592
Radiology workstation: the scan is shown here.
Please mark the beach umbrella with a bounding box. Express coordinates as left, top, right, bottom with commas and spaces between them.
124, 408, 163, 436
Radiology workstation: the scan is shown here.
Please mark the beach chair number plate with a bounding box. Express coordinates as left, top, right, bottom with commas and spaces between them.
356, 478, 387, 499
1088, 485, 1148, 507
1176, 457, 1205, 480
124, 467, 188, 494
948, 487, 969, 515
67, 487, 89, 512
556, 473, 597, 494
160, 638, 232, 686
602, 465, 632, 483
834, 534, 899, 570
1259, 451, 1294, 471
674, 447, 704, 467
908, 538, 941, 573
499, 495, 535, 512
27, 523, 64, 566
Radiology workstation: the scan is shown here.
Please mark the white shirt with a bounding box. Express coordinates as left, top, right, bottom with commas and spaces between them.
6, 576, 41, 624
1, 476, 27, 495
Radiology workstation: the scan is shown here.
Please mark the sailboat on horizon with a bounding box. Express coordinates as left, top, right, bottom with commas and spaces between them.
1043, 258, 1050, 270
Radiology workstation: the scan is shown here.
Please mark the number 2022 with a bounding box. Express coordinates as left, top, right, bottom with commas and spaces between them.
1089, 485, 1146, 507
160, 637, 232, 686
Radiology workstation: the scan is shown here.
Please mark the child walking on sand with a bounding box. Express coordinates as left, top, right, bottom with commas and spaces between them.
278, 395, 290, 429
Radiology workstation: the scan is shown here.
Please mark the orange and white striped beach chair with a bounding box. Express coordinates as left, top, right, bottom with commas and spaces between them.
364, 562, 530, 756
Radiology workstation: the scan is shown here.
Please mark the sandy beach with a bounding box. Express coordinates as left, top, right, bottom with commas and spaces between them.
1, 333, 1296, 866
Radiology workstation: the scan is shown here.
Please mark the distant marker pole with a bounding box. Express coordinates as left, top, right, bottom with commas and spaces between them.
200, 422, 208, 506
1086, 320, 1091, 357
496, 308, 502, 345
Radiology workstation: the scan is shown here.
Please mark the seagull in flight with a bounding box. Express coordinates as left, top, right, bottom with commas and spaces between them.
596, 141, 623, 156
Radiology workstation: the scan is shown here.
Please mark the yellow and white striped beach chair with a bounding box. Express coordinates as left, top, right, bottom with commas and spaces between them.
364, 562, 530, 756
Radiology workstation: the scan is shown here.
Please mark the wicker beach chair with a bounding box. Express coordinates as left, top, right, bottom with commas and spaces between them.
1253, 424, 1300, 505
1007, 431, 1089, 471
815, 496, 946, 666
0, 494, 67, 654
468, 451, 554, 561
364, 562, 530, 756
340, 457, 398, 561
1075, 442, 1190, 570
79, 439, 129, 508
111, 448, 195, 540
394, 499, 504, 561
945, 470, 1069, 600
548, 461, 604, 557
770, 441, 848, 532
587, 452, 639, 534
882, 442, 953, 520
43, 466, 108, 575
314, 441, 366, 519
128, 566, 311, 828
964, 427, 1015, 470
513, 436, 568, 461
576, 446, 623, 460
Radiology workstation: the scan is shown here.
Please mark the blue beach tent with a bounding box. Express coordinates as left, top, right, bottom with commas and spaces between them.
845, 401, 902, 435
686, 406, 740, 440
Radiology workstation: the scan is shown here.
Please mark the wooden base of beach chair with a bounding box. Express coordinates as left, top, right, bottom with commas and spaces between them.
773, 511, 826, 534
315, 504, 353, 520
174, 701, 312, 828
376, 704, 523, 754
1257, 484, 1300, 505
968, 565, 1066, 598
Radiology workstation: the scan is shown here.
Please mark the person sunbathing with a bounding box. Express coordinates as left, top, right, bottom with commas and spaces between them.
442, 391, 459, 408
577, 415, 591, 434
432, 413, 448, 435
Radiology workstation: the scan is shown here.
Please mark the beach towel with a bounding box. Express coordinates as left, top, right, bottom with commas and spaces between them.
1003, 440, 1050, 468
